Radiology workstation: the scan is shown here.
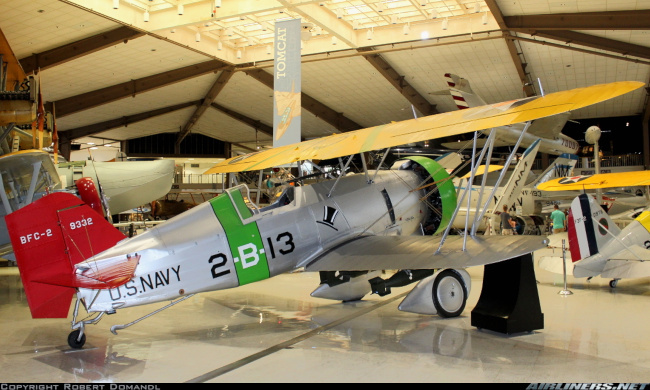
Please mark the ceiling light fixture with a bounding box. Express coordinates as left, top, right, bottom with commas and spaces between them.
403, 23, 410, 35
367, 28, 373, 40
143, 10, 149, 22
214, 0, 221, 7
332, 36, 337, 45
430, 9, 437, 19
195, 32, 201, 42
236, 49, 242, 59
391, 15, 398, 24
482, 12, 488, 25
377, 3, 384, 12
178, 4, 184, 15
442, 17, 448, 30
217, 40, 222, 50
475, 2, 480, 13
113, 0, 119, 9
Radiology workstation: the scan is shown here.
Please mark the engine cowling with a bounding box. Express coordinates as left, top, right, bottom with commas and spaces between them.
393, 156, 458, 235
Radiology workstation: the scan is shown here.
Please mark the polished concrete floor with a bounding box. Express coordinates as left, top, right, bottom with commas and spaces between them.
1, 257, 650, 383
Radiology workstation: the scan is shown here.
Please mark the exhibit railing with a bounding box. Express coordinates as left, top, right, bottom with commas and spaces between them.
533, 153, 644, 172
574, 154, 644, 168
181, 173, 224, 184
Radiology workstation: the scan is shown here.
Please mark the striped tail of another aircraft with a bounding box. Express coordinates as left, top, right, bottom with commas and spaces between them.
444, 73, 487, 110
567, 194, 620, 265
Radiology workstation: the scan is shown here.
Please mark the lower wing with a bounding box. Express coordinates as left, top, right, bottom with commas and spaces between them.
302, 235, 548, 272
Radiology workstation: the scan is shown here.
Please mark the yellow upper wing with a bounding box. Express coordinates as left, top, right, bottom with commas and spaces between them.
205, 81, 643, 174
537, 171, 650, 191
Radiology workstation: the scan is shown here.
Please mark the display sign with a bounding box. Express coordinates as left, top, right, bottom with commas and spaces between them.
273, 18, 301, 147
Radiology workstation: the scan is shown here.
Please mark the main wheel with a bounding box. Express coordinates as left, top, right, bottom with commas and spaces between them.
609, 279, 619, 288
432, 270, 467, 318
68, 330, 86, 349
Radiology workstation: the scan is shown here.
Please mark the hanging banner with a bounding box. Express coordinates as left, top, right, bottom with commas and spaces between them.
273, 19, 301, 148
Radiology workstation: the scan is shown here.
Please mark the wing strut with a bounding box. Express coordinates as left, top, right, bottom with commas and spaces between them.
360, 152, 370, 184
463, 131, 479, 250
472, 121, 532, 233
436, 131, 485, 253
371, 148, 391, 184
327, 155, 354, 198
436, 121, 532, 253
470, 130, 497, 236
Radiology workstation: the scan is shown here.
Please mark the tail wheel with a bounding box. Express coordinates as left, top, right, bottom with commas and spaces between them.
432, 269, 467, 318
67, 330, 86, 349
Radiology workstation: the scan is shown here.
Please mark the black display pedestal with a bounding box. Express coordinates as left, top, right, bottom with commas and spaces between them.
470, 253, 544, 334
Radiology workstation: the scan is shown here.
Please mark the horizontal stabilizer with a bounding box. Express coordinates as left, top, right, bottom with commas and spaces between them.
574, 246, 650, 279
74, 254, 140, 289
302, 235, 548, 272
600, 257, 650, 279
607, 245, 650, 262
525, 112, 571, 139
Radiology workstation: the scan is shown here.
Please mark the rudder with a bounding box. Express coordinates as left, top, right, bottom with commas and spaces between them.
6, 192, 126, 318
529, 153, 578, 187
444, 73, 487, 109
567, 194, 619, 263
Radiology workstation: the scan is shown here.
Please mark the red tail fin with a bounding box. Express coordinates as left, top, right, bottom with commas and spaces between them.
6, 192, 126, 318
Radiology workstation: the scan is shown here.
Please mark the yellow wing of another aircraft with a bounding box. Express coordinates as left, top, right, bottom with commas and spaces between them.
205, 81, 643, 174
536, 171, 650, 191
460, 165, 503, 179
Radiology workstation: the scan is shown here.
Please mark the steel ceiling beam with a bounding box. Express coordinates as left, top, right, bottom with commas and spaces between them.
484, 0, 535, 97
19, 26, 144, 75
57, 100, 201, 140
53, 59, 230, 117
504, 10, 650, 30
210, 102, 273, 137
512, 30, 650, 61
243, 68, 362, 132
358, 47, 438, 116
176, 67, 235, 147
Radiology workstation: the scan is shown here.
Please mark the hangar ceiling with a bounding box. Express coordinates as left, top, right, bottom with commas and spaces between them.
1, 0, 649, 162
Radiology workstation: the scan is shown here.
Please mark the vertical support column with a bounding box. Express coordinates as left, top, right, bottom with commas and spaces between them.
471, 253, 544, 334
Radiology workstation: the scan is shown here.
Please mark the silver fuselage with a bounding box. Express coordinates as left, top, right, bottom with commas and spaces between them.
78, 170, 428, 312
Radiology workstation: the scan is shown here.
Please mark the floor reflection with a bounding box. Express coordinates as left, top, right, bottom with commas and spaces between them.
34, 345, 145, 382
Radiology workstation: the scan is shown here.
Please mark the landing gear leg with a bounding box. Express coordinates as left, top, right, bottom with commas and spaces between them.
68, 295, 105, 349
